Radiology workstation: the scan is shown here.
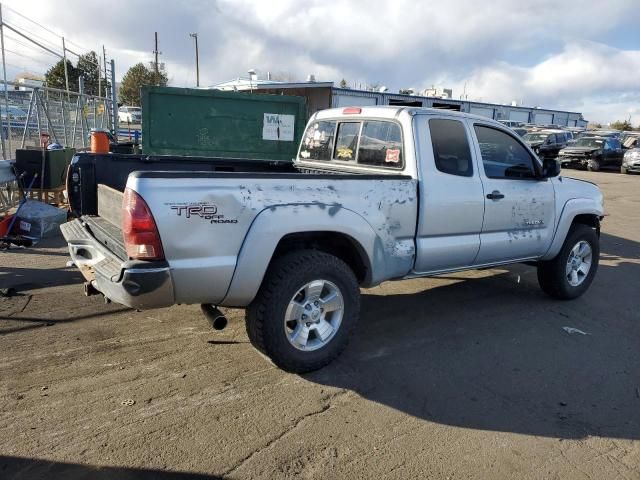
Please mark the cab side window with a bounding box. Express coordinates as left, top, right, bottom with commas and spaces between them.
475, 125, 538, 179
429, 119, 473, 177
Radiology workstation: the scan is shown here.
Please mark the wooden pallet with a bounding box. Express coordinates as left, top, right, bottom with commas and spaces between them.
19, 185, 67, 206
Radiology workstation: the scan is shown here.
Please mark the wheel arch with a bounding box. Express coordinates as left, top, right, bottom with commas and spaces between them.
272, 231, 371, 285
220, 205, 377, 307
541, 199, 603, 261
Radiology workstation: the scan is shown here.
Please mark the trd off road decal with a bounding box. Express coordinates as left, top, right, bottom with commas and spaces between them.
166, 202, 238, 224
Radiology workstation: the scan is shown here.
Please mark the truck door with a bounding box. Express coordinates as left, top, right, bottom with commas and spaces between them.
413, 116, 485, 273
471, 123, 556, 264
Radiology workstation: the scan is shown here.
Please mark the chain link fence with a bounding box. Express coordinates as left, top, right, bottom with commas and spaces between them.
1, 80, 114, 161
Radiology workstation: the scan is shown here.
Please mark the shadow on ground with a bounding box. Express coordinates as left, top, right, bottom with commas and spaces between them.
1, 456, 222, 480
0, 266, 84, 291
308, 233, 640, 440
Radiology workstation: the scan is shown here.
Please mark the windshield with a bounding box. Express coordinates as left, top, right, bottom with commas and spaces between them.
574, 138, 603, 148
524, 133, 548, 142
129, 107, 141, 112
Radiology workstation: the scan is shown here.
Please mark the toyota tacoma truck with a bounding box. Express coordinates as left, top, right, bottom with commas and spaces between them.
61, 106, 604, 372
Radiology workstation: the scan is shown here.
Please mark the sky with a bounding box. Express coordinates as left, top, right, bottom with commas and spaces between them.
3, 0, 640, 125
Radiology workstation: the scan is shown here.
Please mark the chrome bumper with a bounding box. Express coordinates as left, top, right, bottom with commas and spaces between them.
60, 219, 175, 310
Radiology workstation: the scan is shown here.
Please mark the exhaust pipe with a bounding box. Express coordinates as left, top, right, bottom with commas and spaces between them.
201, 304, 228, 330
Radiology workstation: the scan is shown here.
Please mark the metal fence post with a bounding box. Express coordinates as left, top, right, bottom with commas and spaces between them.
0, 3, 13, 159
62, 37, 70, 99
35, 90, 58, 143
110, 59, 118, 135
61, 93, 68, 145
20, 89, 35, 148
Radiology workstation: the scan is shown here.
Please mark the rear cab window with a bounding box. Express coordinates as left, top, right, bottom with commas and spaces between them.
299, 119, 403, 169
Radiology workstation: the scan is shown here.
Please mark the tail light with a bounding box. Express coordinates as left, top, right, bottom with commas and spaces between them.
122, 188, 165, 260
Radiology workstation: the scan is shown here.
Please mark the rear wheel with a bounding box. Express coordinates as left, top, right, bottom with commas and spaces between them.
537, 224, 599, 299
246, 250, 360, 373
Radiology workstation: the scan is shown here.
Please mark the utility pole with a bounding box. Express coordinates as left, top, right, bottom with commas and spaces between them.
153, 31, 159, 75
189, 33, 199, 87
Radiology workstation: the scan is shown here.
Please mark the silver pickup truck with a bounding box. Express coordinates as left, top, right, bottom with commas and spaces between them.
62, 106, 604, 372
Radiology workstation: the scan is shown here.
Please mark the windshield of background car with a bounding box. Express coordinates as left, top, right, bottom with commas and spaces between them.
524, 133, 549, 142
575, 138, 604, 148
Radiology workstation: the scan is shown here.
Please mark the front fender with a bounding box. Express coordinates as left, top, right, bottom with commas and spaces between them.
221, 204, 413, 307
540, 198, 604, 260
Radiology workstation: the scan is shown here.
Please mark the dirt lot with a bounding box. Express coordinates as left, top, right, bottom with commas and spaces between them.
1, 170, 639, 479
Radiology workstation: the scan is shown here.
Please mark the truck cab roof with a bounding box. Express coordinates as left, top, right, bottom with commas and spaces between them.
313, 105, 508, 129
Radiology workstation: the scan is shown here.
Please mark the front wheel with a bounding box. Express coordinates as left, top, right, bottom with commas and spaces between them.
587, 159, 600, 171
621, 166, 628, 174
537, 224, 599, 300
246, 250, 360, 373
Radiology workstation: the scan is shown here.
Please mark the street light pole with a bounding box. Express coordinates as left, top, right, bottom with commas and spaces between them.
189, 33, 199, 87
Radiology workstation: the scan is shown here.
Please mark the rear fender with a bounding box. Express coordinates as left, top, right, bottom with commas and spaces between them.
221, 204, 413, 307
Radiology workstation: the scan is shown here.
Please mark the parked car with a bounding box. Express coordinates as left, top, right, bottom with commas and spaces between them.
523, 129, 568, 159
118, 106, 142, 124
621, 133, 640, 150
0, 105, 28, 122
558, 136, 624, 171
498, 120, 525, 128
61, 106, 604, 372
621, 147, 640, 174
581, 130, 622, 140
512, 127, 528, 137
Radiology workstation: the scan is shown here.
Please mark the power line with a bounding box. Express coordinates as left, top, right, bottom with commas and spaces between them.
3, 5, 65, 42
5, 50, 53, 68
3, 23, 62, 58
3, 6, 103, 64
3, 17, 62, 53
4, 32, 60, 59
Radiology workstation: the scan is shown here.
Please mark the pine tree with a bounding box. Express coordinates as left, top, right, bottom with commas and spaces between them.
45, 59, 79, 91
119, 62, 169, 106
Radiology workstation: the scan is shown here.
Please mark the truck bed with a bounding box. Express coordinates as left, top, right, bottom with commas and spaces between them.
68, 153, 297, 217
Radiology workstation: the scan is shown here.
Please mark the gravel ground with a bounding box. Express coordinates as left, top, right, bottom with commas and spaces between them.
1, 170, 639, 480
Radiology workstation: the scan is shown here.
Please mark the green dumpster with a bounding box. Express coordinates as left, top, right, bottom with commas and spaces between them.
141, 86, 306, 161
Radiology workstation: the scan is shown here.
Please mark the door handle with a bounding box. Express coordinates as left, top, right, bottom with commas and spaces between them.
486, 190, 504, 200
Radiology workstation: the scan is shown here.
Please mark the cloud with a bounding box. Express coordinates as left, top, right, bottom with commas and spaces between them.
444, 42, 640, 123
3, 0, 640, 124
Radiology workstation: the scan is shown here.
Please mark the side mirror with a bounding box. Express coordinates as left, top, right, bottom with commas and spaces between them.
541, 157, 561, 178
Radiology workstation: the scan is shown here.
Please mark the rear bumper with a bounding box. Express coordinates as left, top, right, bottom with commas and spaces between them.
60, 219, 175, 310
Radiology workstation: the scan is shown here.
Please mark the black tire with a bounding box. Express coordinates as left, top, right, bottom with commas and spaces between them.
537, 224, 599, 300
246, 250, 360, 373
587, 159, 600, 172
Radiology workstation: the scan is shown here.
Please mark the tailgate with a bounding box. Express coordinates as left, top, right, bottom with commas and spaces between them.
83, 184, 126, 260
61, 183, 127, 280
